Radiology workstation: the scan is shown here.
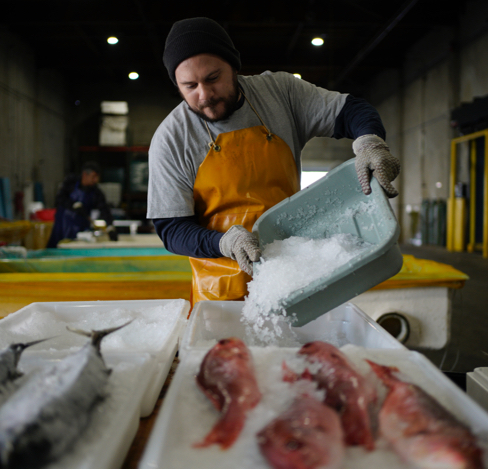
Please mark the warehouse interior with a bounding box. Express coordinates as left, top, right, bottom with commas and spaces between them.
2, 0, 488, 466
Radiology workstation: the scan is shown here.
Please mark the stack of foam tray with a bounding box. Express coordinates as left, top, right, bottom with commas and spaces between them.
139, 300, 488, 469
0, 299, 190, 468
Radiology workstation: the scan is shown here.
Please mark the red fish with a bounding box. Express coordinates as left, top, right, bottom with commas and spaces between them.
194, 337, 261, 449
297, 341, 377, 450
367, 360, 484, 469
257, 395, 345, 469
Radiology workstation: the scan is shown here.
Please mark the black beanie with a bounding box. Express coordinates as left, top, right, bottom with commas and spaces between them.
163, 17, 241, 85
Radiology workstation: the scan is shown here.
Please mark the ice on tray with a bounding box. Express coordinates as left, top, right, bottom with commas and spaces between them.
141, 345, 488, 469
242, 234, 372, 345
0, 299, 187, 354
273, 198, 378, 239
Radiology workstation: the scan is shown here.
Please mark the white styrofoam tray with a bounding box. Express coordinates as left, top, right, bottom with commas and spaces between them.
11, 351, 152, 469
0, 299, 190, 417
179, 301, 405, 359
139, 346, 488, 469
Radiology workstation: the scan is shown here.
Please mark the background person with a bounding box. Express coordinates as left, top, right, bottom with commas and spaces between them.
47, 161, 118, 248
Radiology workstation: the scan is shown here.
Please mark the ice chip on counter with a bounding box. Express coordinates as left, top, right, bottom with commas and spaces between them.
0, 299, 187, 354
241, 233, 372, 345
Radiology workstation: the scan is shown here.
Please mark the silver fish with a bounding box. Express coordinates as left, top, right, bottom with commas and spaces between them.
0, 339, 50, 386
0, 322, 130, 468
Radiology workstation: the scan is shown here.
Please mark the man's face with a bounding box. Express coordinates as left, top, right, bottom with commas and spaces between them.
175, 54, 239, 122
81, 170, 100, 186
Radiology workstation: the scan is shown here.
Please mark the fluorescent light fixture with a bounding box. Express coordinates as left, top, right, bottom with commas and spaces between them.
311, 37, 324, 46
107, 37, 119, 45
293, 73, 302, 79
128, 72, 139, 80
301, 171, 327, 189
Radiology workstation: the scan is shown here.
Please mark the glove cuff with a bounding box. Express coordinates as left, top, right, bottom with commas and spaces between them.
219, 225, 247, 259
352, 134, 388, 154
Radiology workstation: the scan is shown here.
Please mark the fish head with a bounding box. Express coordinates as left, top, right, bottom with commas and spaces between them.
298, 341, 347, 364
211, 337, 249, 359
257, 423, 310, 468
9, 337, 53, 365
10, 343, 29, 365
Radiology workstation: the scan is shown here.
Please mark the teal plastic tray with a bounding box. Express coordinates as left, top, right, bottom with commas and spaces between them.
252, 158, 403, 326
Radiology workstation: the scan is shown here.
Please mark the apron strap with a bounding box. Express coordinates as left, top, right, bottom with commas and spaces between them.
203, 90, 273, 152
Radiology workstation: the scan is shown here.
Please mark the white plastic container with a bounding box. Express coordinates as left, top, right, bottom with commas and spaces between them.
351, 286, 453, 349
179, 300, 405, 360
140, 345, 488, 468
0, 299, 190, 417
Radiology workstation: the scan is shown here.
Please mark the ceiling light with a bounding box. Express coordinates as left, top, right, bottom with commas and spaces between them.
293, 73, 302, 79
128, 72, 139, 80
311, 37, 324, 46
107, 37, 119, 45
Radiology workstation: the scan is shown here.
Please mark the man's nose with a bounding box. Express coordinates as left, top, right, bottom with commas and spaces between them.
198, 84, 214, 102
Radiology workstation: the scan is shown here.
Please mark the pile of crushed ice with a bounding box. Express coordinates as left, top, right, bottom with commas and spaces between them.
242, 233, 371, 345
0, 299, 187, 353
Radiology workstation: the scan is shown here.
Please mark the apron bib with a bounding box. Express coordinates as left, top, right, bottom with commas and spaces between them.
190, 114, 299, 304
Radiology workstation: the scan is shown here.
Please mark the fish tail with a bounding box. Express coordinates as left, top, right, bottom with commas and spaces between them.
193, 402, 245, 450
365, 359, 399, 387
18, 337, 53, 350
66, 320, 133, 351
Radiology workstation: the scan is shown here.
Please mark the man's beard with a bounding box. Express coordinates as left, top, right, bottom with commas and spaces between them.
183, 73, 240, 123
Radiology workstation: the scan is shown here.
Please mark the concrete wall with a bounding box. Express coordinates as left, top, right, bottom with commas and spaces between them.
365, 0, 488, 242
0, 27, 181, 218
3, 0, 488, 233
0, 29, 67, 212
70, 80, 181, 151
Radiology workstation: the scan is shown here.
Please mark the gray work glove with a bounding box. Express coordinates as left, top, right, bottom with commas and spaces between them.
352, 134, 401, 198
219, 225, 261, 276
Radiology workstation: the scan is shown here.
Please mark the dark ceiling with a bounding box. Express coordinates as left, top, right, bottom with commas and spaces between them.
3, 0, 471, 98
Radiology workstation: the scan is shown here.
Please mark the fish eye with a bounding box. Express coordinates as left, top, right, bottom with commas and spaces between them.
285, 439, 302, 450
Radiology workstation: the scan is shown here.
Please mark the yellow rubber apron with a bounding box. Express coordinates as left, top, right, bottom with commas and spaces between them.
190, 95, 300, 304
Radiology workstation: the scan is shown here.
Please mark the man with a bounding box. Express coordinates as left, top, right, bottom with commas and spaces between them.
147, 17, 400, 304
47, 161, 118, 248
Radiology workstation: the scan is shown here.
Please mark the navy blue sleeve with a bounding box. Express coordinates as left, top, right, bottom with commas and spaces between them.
152, 216, 224, 258
333, 95, 386, 140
